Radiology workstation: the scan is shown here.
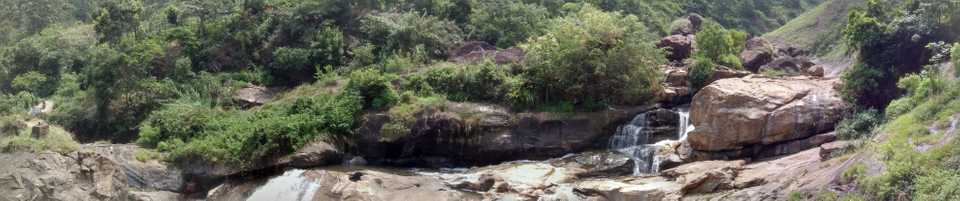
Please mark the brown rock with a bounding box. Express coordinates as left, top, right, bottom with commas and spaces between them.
807, 65, 826, 77
740, 38, 776, 72
741, 50, 774, 73
688, 77, 847, 152
658, 35, 694, 62
233, 85, 278, 108
759, 57, 817, 75
274, 141, 343, 169
661, 160, 745, 194
819, 140, 854, 160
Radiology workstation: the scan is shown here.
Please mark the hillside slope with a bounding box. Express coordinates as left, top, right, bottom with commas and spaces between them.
763, 0, 865, 77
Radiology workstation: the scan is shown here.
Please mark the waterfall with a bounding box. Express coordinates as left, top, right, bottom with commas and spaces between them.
677, 107, 694, 140
609, 113, 659, 175
609, 107, 695, 176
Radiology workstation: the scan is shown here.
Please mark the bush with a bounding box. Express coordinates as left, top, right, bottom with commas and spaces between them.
360, 12, 463, 60
836, 109, 883, 140
467, 0, 550, 47
138, 92, 363, 166
695, 21, 745, 69
0, 123, 80, 154
914, 170, 960, 201
0, 92, 39, 115
689, 56, 715, 90
953, 43, 960, 78
839, 63, 886, 107
380, 95, 447, 141
10, 71, 50, 95
521, 5, 664, 106
345, 69, 399, 110
414, 62, 513, 103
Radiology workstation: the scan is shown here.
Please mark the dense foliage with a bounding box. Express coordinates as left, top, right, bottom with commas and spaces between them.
839, 0, 960, 109
0, 0, 828, 165
521, 4, 665, 106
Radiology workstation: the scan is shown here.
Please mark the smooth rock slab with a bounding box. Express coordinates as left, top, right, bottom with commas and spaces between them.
688, 76, 847, 152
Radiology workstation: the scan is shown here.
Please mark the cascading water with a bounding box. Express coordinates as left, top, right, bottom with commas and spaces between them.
609, 107, 694, 175
609, 113, 659, 175
677, 107, 694, 140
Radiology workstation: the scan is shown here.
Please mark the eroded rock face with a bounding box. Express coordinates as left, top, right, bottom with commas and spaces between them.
688, 76, 847, 153
0, 145, 183, 201
358, 103, 655, 166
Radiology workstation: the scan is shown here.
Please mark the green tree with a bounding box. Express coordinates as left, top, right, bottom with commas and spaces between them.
11, 71, 49, 95
94, 0, 143, 44
467, 0, 549, 47
695, 21, 745, 69
360, 12, 463, 60
522, 5, 665, 106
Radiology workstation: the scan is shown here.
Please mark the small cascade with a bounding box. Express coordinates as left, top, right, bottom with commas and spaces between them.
609, 107, 695, 175
609, 113, 660, 175
677, 107, 694, 140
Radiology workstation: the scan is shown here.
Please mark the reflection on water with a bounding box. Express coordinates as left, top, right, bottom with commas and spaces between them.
245, 169, 319, 201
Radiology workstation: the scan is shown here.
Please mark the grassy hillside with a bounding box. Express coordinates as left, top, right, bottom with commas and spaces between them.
764, 0, 864, 56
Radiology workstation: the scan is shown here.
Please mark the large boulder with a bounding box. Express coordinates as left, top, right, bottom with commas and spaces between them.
657, 35, 694, 62
670, 14, 704, 35
758, 56, 817, 75
358, 103, 655, 166
233, 85, 278, 108
740, 38, 776, 72
687, 76, 847, 153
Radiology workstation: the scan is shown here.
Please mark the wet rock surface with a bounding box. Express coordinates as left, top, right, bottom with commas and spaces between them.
357, 102, 657, 167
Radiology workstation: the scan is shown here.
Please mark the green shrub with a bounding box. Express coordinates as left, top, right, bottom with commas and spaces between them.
836, 109, 883, 140
521, 5, 664, 106
914, 170, 960, 200
138, 92, 363, 166
695, 21, 745, 69
952, 43, 960, 78
0, 92, 39, 116
380, 95, 447, 141
414, 62, 513, 103
345, 69, 399, 110
0, 124, 80, 154
10, 71, 50, 95
468, 0, 550, 47
839, 63, 885, 107
360, 12, 463, 60
885, 98, 915, 119
689, 56, 715, 90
